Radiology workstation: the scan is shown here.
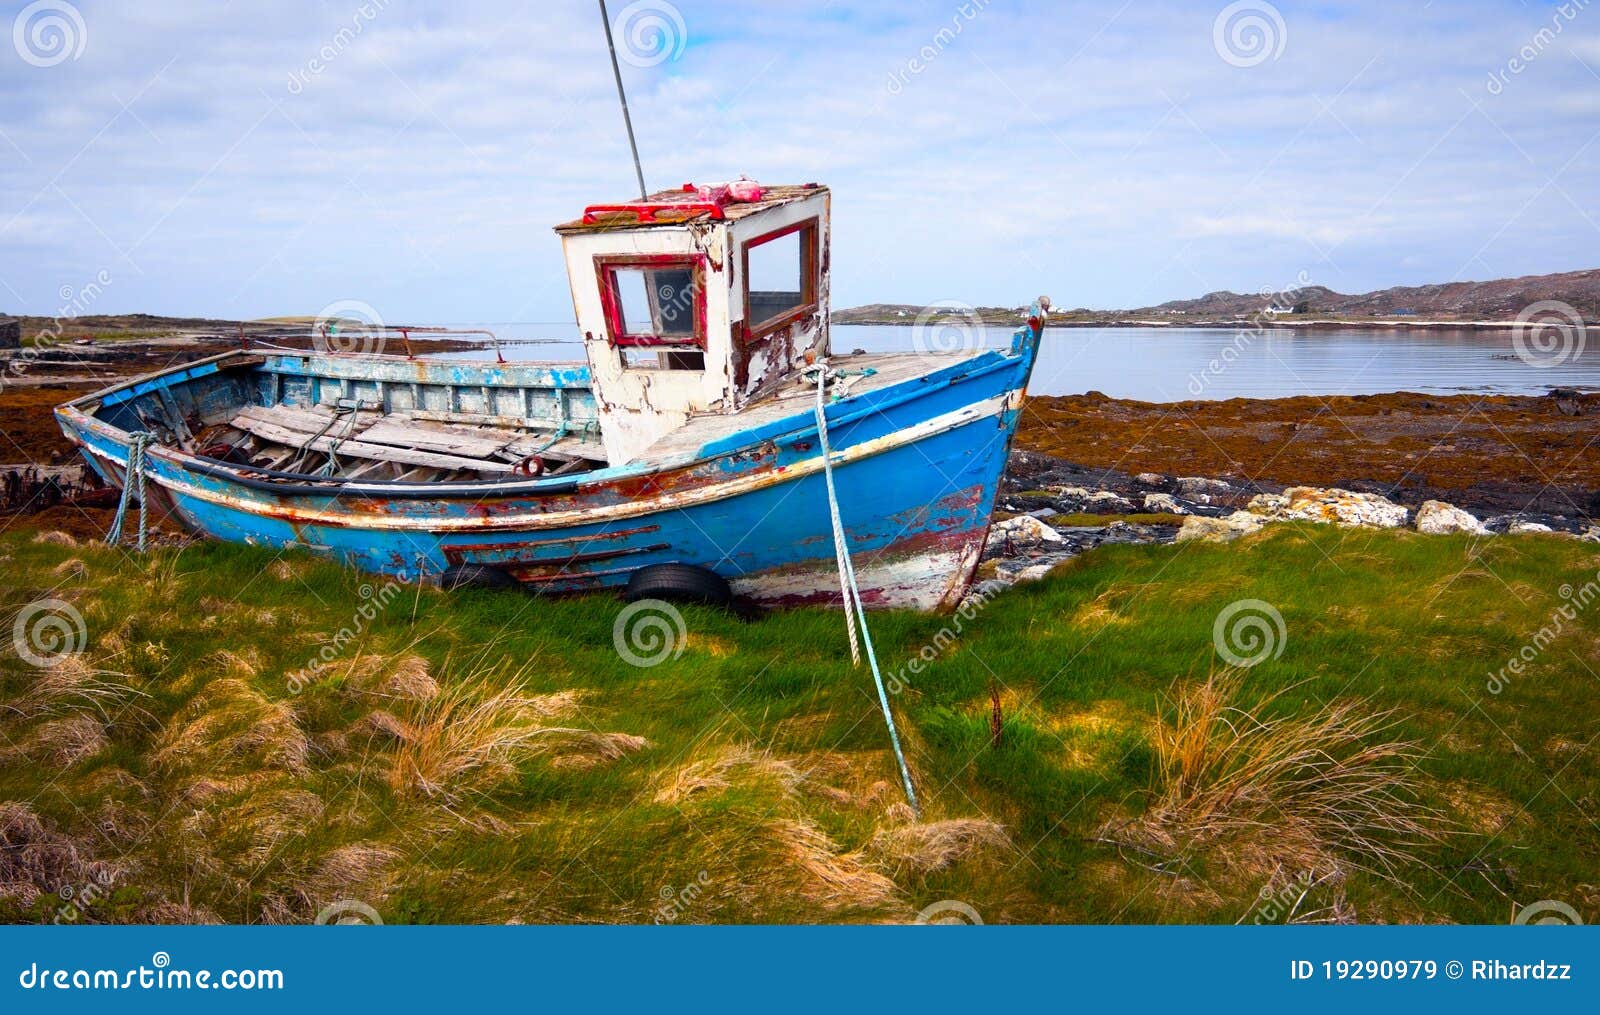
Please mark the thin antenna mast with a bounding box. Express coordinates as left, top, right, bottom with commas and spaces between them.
598, 0, 648, 199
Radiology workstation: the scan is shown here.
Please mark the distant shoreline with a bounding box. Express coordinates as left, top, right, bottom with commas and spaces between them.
831, 315, 1538, 331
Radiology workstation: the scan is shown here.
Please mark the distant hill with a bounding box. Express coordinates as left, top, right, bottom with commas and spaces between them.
1141, 268, 1600, 320
833, 268, 1600, 325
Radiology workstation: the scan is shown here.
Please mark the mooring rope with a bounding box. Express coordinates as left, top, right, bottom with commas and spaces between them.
813, 364, 920, 816
106, 431, 153, 552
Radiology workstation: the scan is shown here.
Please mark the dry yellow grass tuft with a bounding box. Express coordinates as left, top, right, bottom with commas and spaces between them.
545, 731, 650, 769
24, 714, 109, 767
152, 678, 310, 776
869, 818, 1013, 874
654, 744, 806, 804
0, 801, 118, 909
1114, 671, 1445, 884
18, 657, 145, 723
307, 841, 398, 900
380, 655, 440, 702
377, 677, 647, 803
765, 818, 902, 913
30, 530, 77, 547
51, 557, 87, 577
204, 648, 263, 680
266, 559, 307, 581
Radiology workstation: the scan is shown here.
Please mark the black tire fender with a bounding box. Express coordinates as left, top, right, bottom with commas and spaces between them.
624, 562, 732, 607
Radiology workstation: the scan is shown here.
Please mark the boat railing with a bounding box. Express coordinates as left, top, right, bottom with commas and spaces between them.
235, 323, 512, 362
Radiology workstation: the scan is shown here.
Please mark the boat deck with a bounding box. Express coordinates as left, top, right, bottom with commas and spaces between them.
212, 402, 605, 481
639, 351, 985, 460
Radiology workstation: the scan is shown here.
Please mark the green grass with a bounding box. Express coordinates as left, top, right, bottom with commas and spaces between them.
1, 524, 1596, 925
1046, 511, 1189, 527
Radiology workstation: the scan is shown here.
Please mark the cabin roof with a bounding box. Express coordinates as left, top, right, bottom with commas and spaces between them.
553, 183, 828, 235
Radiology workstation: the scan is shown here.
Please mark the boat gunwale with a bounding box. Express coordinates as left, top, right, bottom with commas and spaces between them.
56, 346, 1024, 500
70, 388, 1021, 533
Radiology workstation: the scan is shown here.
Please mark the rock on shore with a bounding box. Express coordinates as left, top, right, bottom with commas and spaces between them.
1414, 500, 1488, 535
1245, 487, 1410, 528
986, 451, 1596, 592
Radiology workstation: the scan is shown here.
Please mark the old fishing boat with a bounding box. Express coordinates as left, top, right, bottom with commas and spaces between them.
55, 183, 1046, 610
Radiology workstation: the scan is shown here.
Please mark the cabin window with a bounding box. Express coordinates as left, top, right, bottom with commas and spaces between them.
596, 255, 706, 370
741, 218, 818, 342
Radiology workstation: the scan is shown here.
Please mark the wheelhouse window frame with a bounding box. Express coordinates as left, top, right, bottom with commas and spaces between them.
739, 217, 819, 344
595, 253, 709, 350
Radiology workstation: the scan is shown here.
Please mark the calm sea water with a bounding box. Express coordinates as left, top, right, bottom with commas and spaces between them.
431, 323, 1600, 402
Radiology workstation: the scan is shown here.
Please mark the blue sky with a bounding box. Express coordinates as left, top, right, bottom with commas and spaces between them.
1, 0, 1597, 323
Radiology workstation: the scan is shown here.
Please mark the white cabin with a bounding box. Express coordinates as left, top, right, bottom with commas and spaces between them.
555, 183, 831, 465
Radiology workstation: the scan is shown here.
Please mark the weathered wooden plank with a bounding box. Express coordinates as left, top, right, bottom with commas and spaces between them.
230, 415, 512, 473
358, 419, 513, 458
234, 404, 383, 435
406, 407, 602, 440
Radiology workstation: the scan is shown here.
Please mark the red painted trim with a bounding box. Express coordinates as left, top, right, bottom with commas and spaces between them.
582, 202, 725, 224
739, 217, 820, 345
594, 254, 708, 349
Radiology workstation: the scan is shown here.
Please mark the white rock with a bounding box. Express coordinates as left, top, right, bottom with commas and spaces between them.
1581, 526, 1600, 543
1143, 492, 1188, 515
1174, 511, 1266, 543
1013, 564, 1059, 583
1246, 487, 1408, 529
985, 515, 1065, 553
1177, 476, 1232, 496
1135, 472, 1166, 487
1056, 486, 1093, 499
1414, 500, 1488, 536
1507, 521, 1554, 535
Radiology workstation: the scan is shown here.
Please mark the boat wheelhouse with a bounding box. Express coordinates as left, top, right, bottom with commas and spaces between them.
55, 182, 1045, 610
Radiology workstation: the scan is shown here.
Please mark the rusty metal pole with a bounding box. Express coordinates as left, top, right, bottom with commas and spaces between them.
599, 0, 648, 200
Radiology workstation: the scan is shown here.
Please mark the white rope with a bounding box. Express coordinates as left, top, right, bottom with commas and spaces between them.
106, 431, 153, 552
815, 366, 861, 665
813, 363, 920, 816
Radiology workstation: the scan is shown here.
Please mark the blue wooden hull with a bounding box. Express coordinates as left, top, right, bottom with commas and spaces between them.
56, 333, 1038, 611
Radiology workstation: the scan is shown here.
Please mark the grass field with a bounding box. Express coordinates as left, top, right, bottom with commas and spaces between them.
1, 524, 1596, 925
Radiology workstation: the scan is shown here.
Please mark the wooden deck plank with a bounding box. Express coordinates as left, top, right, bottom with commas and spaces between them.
358, 419, 513, 458
230, 414, 513, 473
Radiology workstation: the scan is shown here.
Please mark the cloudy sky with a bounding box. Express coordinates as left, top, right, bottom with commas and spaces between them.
1, 0, 1597, 324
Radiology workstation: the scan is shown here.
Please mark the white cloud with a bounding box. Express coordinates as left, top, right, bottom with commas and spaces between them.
0, 0, 1595, 320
